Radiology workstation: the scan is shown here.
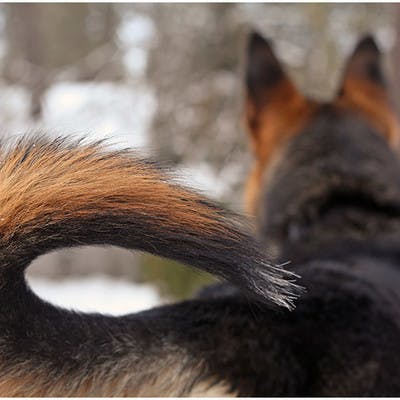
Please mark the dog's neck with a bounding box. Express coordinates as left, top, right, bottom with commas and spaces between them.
257, 108, 400, 265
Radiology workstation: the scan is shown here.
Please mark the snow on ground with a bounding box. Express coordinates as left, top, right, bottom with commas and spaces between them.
27, 275, 163, 316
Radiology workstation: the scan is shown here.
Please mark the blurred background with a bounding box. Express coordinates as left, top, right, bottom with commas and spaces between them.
1, 3, 399, 314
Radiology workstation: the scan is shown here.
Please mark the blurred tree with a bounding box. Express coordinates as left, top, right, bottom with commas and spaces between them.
2, 4, 122, 118
145, 3, 250, 210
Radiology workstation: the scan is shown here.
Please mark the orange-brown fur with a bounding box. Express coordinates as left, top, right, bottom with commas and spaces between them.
338, 78, 400, 147
0, 140, 232, 244
245, 80, 317, 215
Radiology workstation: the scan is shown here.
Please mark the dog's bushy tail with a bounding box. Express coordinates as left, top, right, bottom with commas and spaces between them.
0, 136, 299, 308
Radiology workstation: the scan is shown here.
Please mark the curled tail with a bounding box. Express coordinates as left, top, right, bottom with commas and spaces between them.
0, 135, 302, 396
0, 135, 298, 308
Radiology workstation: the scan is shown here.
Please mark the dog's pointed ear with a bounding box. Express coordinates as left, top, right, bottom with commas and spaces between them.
338, 35, 400, 147
246, 31, 298, 109
339, 35, 386, 94
244, 32, 316, 215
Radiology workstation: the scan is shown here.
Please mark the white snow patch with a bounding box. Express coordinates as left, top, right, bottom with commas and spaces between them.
0, 85, 31, 133
117, 14, 155, 47
123, 47, 148, 76
181, 162, 244, 201
181, 163, 222, 197
42, 81, 156, 150
27, 275, 162, 316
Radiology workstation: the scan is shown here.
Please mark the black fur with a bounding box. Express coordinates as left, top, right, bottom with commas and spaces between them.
259, 106, 400, 263
237, 33, 400, 393
0, 135, 301, 395
339, 34, 386, 92
246, 31, 286, 107
189, 31, 400, 395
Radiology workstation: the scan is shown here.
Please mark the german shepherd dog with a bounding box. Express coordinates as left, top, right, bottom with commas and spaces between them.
0, 30, 399, 397
239, 31, 400, 395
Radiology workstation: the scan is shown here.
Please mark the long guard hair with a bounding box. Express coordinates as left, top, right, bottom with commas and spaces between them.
0, 135, 297, 396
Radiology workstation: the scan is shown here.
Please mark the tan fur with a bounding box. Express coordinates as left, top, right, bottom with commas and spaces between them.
0, 356, 234, 397
190, 380, 236, 397
338, 78, 400, 148
245, 80, 317, 215
0, 140, 232, 244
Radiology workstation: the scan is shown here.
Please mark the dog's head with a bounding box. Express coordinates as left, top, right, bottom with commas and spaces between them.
244, 31, 400, 262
